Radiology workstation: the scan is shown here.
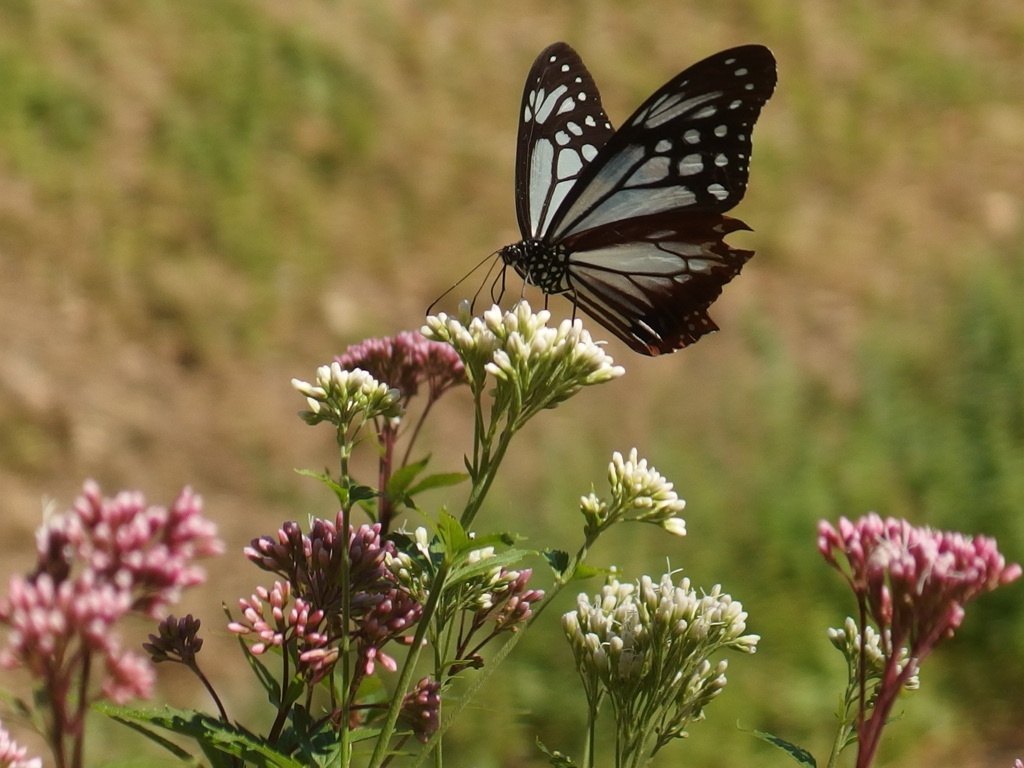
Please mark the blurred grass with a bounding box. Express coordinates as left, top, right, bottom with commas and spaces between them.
1, 1, 1023, 766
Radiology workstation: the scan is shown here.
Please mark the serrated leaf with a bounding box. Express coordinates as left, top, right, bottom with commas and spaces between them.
544, 550, 571, 576
752, 730, 817, 767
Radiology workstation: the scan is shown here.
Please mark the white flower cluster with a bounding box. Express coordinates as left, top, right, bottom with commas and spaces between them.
385, 528, 523, 613
827, 617, 920, 691
581, 449, 687, 536
562, 573, 757, 746
423, 302, 624, 428
385, 527, 434, 601
292, 363, 402, 430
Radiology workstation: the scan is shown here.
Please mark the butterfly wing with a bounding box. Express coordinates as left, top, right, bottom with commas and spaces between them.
549, 45, 777, 241
514, 42, 615, 240
565, 213, 754, 354
547, 45, 777, 354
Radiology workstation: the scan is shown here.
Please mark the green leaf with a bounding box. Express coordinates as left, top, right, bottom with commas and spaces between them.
223, 603, 283, 702
387, 455, 431, 496
752, 730, 818, 767
294, 469, 361, 507
436, 511, 470, 554
536, 738, 579, 768
448, 550, 530, 589
569, 562, 606, 581
455, 530, 520, 551
349, 484, 378, 504
544, 550, 570, 576
95, 705, 199, 763
543, 551, 606, 582
98, 705, 311, 768
405, 471, 469, 496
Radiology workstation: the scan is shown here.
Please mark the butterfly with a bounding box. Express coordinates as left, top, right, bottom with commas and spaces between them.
497, 42, 777, 355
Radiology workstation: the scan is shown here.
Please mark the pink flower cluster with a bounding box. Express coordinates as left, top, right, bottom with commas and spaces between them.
400, 677, 441, 743
336, 331, 466, 406
233, 518, 423, 685
818, 513, 1021, 655
818, 513, 1020, 768
0, 720, 41, 768
475, 568, 544, 632
0, 481, 223, 761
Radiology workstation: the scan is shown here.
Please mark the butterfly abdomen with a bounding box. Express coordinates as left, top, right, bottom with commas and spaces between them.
499, 239, 572, 295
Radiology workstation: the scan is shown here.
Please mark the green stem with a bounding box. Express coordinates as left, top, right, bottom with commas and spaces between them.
366, 562, 451, 768
267, 645, 292, 742
584, 694, 599, 768
460, 424, 515, 530
338, 497, 353, 768
407, 530, 598, 768
825, 664, 860, 768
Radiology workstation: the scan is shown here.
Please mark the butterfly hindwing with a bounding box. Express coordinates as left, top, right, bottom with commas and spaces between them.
515, 42, 615, 240
566, 213, 754, 354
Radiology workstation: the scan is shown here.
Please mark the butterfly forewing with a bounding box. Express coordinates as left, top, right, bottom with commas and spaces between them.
515, 42, 615, 240
549, 45, 777, 241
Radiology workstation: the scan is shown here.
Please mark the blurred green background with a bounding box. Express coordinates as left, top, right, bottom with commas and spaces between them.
1, 0, 1022, 766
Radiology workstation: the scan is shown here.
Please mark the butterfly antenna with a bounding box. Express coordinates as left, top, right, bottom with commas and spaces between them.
487, 260, 508, 306
427, 250, 501, 315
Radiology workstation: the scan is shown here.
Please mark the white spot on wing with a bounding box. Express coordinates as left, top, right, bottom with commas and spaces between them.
678, 154, 703, 175
557, 148, 583, 180
683, 129, 700, 144
534, 84, 569, 124
707, 183, 728, 201
528, 138, 554, 235
655, 139, 672, 152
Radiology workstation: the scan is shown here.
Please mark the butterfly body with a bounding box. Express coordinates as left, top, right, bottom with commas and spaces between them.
499, 239, 572, 294
499, 42, 777, 355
